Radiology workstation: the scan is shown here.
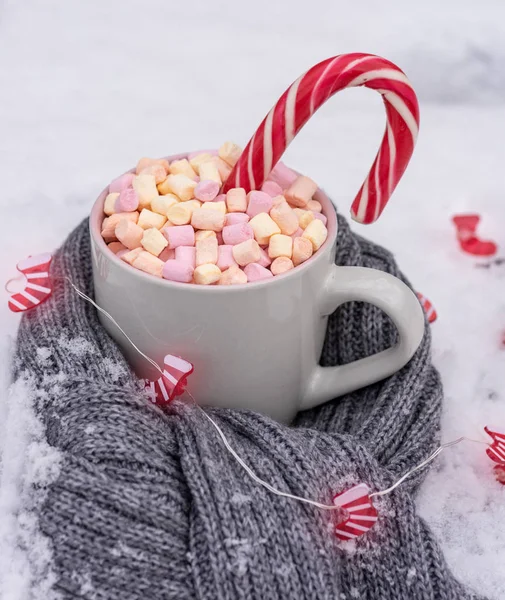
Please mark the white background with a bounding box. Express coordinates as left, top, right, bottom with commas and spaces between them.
1, 0, 504, 598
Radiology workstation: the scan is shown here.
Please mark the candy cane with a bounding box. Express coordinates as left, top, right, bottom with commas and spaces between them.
223, 53, 420, 224
485, 426, 505, 464
7, 253, 53, 313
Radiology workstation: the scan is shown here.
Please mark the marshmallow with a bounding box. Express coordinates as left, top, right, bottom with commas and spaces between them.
109, 172, 135, 194
298, 210, 315, 229
185, 199, 203, 211
268, 234, 293, 259
191, 208, 225, 232
313, 212, 328, 225
195, 230, 217, 242
175, 245, 196, 268
249, 213, 281, 245
141, 227, 169, 256
216, 245, 237, 271
115, 219, 144, 250
115, 188, 139, 213
196, 237, 218, 266
107, 242, 127, 254
167, 203, 193, 226
168, 159, 198, 180
198, 161, 222, 185
189, 153, 214, 174
302, 219, 328, 251
132, 251, 165, 277
225, 212, 250, 226
133, 174, 159, 209
219, 265, 248, 285
138, 208, 167, 230
269, 161, 298, 187
158, 247, 175, 261
104, 192, 120, 216
101, 211, 139, 242
226, 188, 247, 213
215, 157, 232, 181
270, 200, 299, 235
246, 191, 273, 218
292, 237, 313, 266
291, 227, 304, 239
158, 174, 197, 201
257, 247, 272, 268
151, 194, 179, 216
307, 199, 322, 213
121, 247, 143, 265
285, 176, 317, 208
194, 264, 221, 285
139, 164, 167, 184
222, 223, 254, 246
201, 201, 226, 214
162, 260, 194, 283
218, 141, 242, 167
136, 157, 169, 175
232, 239, 261, 267
216, 231, 224, 245
163, 224, 195, 249
272, 194, 285, 206
195, 180, 220, 202
243, 263, 273, 282
261, 181, 283, 198
270, 257, 294, 276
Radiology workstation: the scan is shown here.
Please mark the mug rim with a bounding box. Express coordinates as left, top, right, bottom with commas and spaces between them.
90, 152, 338, 293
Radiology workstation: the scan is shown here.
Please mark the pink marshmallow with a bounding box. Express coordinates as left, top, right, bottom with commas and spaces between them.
216, 232, 224, 245
175, 246, 196, 268
261, 180, 283, 198
115, 188, 139, 212
313, 212, 327, 225
291, 228, 304, 239
159, 247, 175, 261
246, 191, 273, 218
217, 245, 237, 271
244, 263, 274, 282
225, 213, 250, 226
109, 172, 135, 194
257, 247, 272, 268
194, 180, 220, 202
268, 161, 298, 188
163, 225, 195, 249
187, 149, 218, 159
222, 223, 254, 245
213, 193, 226, 203
162, 260, 194, 283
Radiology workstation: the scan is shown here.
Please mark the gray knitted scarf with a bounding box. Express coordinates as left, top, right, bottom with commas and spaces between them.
14, 216, 485, 600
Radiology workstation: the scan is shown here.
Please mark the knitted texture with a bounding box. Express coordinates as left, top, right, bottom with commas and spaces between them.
14, 217, 485, 600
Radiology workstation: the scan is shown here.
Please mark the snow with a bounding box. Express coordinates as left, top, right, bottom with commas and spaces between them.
1, 0, 505, 598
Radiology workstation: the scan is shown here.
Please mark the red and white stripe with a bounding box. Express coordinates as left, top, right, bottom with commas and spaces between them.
333, 483, 378, 541
223, 53, 420, 224
417, 292, 437, 324
8, 253, 53, 313
146, 354, 194, 405
485, 426, 505, 464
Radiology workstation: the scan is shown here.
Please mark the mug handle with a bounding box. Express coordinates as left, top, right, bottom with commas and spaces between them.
301, 265, 426, 410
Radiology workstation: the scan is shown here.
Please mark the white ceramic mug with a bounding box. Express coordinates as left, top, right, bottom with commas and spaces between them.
90, 154, 425, 423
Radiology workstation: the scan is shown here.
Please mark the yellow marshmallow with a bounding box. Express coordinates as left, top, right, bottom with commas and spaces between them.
167, 203, 193, 226
189, 153, 214, 174
133, 174, 159, 209
249, 213, 281, 245
136, 157, 169, 175
168, 158, 198, 180
196, 237, 218, 266
232, 239, 261, 267
137, 208, 167, 230
226, 188, 247, 213
151, 194, 179, 216
194, 264, 221, 285
158, 174, 197, 201
120, 247, 143, 265
270, 200, 298, 235
139, 164, 167, 184
218, 141, 242, 167
219, 265, 247, 285
302, 219, 328, 251
104, 192, 120, 216
201, 201, 226, 215
141, 228, 169, 257
191, 208, 225, 232
198, 161, 222, 185
132, 251, 164, 278
185, 199, 203, 212
215, 157, 232, 181
307, 199, 322, 213
292, 237, 313, 266
298, 210, 315, 229
268, 234, 293, 259
195, 230, 217, 242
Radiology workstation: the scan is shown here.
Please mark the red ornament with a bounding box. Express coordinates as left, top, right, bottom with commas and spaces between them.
494, 464, 505, 485
146, 354, 194, 405
417, 292, 437, 323
7, 253, 53, 313
484, 426, 505, 464
452, 214, 497, 257
333, 483, 378, 541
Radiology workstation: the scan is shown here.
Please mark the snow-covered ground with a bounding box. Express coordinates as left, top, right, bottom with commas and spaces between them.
1, 0, 504, 598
